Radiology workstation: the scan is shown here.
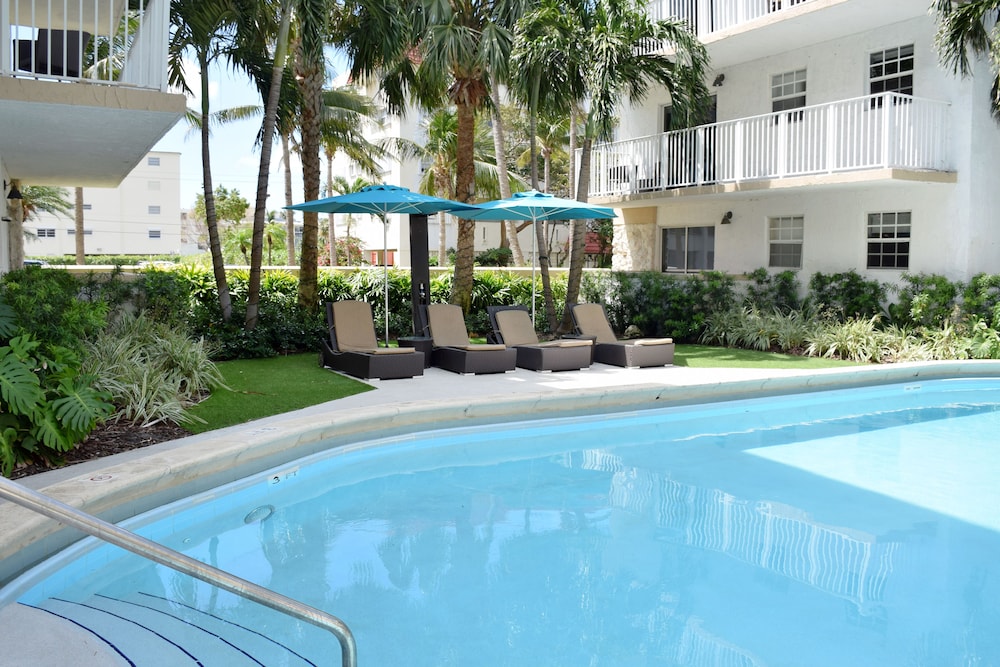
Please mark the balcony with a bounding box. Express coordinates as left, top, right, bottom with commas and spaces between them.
0, 0, 184, 186
587, 93, 953, 200
642, 0, 930, 68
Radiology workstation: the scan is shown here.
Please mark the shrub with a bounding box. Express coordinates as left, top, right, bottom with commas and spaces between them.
807, 270, 886, 321
0, 299, 114, 476
962, 273, 1000, 327
475, 247, 513, 267
134, 268, 194, 330
84, 312, 226, 426
805, 315, 887, 363
744, 268, 801, 312
0, 268, 109, 351
889, 273, 962, 328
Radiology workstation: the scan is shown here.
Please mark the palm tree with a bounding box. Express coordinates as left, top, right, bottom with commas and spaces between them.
336, 0, 527, 313
168, 0, 243, 321
514, 0, 709, 332
387, 107, 514, 266
935, 0, 1000, 121
74, 187, 85, 264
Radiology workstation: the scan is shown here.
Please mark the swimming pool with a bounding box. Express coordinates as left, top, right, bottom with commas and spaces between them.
4, 376, 1000, 665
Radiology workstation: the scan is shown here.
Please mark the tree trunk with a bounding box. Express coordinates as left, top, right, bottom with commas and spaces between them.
488, 77, 524, 265
246, 0, 291, 330
74, 187, 85, 264
200, 55, 232, 322
7, 181, 24, 269
283, 132, 296, 264
295, 40, 325, 312
450, 99, 477, 313
558, 135, 594, 334
326, 149, 336, 266
437, 210, 447, 266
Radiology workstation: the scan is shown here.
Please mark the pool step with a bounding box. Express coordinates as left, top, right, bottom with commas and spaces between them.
34, 593, 319, 666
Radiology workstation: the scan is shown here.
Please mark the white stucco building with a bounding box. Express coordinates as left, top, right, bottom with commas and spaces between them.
0, 0, 185, 272
592, 0, 1000, 285
23, 151, 183, 258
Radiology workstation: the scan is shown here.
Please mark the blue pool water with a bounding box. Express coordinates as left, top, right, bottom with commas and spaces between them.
5, 378, 1000, 665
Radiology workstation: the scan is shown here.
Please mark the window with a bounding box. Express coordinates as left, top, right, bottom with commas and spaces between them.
147, 156, 160, 166
148, 205, 161, 215
37, 228, 56, 238
148, 229, 162, 239
661, 226, 714, 272
768, 216, 803, 269
67, 229, 93, 235
870, 45, 913, 101
867, 211, 910, 269
82, 203, 92, 210
148, 180, 161, 191
772, 69, 806, 117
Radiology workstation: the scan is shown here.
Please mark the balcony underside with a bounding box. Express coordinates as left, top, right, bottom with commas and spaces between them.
591, 167, 957, 207
0, 77, 184, 187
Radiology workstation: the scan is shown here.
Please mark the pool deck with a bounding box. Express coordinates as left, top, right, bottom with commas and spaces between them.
3, 359, 1000, 665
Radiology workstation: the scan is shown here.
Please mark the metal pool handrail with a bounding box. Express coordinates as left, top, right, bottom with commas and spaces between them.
0, 477, 357, 667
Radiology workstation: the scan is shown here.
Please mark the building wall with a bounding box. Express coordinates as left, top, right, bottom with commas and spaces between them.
23, 151, 182, 259
611, 12, 1000, 285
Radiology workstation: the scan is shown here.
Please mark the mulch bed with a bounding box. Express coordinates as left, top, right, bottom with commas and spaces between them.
9, 421, 192, 480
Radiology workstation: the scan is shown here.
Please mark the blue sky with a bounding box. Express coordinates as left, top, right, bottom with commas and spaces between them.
153, 51, 349, 214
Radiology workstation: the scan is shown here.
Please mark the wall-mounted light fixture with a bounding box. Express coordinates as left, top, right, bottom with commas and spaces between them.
1, 217, 12, 222
5, 180, 22, 200
721, 211, 733, 224
713, 73, 725, 87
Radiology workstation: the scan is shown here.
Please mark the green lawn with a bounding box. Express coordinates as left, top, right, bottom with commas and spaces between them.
183, 345, 858, 434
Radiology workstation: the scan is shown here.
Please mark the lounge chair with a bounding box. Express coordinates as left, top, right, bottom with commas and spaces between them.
425, 303, 517, 374
321, 300, 424, 380
570, 302, 674, 368
487, 305, 592, 372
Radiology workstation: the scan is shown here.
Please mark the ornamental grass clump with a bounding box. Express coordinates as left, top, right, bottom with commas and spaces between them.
84, 312, 226, 427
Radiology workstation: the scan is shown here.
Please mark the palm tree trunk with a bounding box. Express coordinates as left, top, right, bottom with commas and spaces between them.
558, 135, 594, 334
7, 181, 24, 269
295, 41, 324, 312
326, 149, 336, 266
200, 56, 232, 322
450, 99, 477, 313
437, 210, 448, 266
74, 187, 85, 264
246, 0, 292, 329
488, 77, 524, 266
283, 132, 296, 264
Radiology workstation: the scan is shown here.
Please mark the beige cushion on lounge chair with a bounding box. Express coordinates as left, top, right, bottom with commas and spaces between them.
572, 303, 672, 346
495, 309, 592, 348
332, 300, 416, 354
426, 304, 506, 350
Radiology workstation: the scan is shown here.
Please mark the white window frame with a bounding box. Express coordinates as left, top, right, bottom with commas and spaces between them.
148, 205, 161, 215
768, 216, 804, 269
148, 229, 162, 239
36, 228, 56, 238
870, 45, 913, 97
147, 156, 161, 166
661, 226, 715, 273
866, 211, 910, 269
771, 69, 806, 115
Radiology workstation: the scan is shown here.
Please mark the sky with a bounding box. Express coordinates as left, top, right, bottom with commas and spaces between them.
153, 52, 347, 215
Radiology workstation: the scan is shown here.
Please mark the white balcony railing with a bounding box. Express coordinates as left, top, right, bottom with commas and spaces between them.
1, 0, 170, 91
587, 93, 952, 198
647, 0, 815, 39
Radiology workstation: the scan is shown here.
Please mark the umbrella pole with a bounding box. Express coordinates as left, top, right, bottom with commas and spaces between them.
383, 215, 389, 346
530, 216, 537, 326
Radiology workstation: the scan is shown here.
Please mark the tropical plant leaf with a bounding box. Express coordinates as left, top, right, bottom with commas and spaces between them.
0, 351, 44, 416
51, 380, 115, 434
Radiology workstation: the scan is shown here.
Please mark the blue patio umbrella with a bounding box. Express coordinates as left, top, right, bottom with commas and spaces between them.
463, 190, 617, 324
287, 184, 474, 343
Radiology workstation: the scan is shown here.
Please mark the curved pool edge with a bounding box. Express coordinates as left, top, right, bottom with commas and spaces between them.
3, 359, 999, 587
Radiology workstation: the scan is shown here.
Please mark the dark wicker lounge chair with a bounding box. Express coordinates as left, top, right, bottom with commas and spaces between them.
425, 303, 517, 374
570, 303, 674, 368
487, 306, 592, 372
321, 301, 424, 380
